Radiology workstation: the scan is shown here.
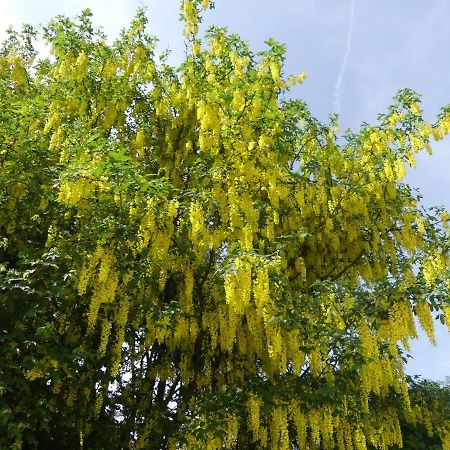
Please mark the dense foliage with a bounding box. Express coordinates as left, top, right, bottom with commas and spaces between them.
394, 378, 450, 450
1, 1, 449, 448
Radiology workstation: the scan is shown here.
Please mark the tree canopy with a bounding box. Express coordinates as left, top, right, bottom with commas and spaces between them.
1, 1, 449, 448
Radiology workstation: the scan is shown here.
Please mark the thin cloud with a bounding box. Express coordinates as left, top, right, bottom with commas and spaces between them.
333, 0, 356, 116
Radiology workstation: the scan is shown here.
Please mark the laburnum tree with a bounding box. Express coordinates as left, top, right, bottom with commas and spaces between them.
1, 1, 450, 448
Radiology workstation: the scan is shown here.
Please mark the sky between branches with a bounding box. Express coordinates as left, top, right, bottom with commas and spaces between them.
1, 0, 449, 380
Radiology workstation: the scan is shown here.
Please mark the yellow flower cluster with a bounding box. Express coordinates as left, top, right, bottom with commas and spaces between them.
10, 56, 27, 85
443, 431, 450, 450
98, 319, 111, 356
75, 52, 88, 80
25, 368, 44, 381
422, 251, 446, 286
182, 1, 199, 35
416, 301, 436, 344
58, 175, 98, 207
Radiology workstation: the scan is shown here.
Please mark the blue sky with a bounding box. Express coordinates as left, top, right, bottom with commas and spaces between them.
2, 0, 449, 380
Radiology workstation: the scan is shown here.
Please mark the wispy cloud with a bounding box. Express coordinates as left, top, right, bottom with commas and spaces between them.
333, 0, 356, 116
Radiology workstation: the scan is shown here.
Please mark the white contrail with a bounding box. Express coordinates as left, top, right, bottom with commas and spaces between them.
333, 0, 356, 116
